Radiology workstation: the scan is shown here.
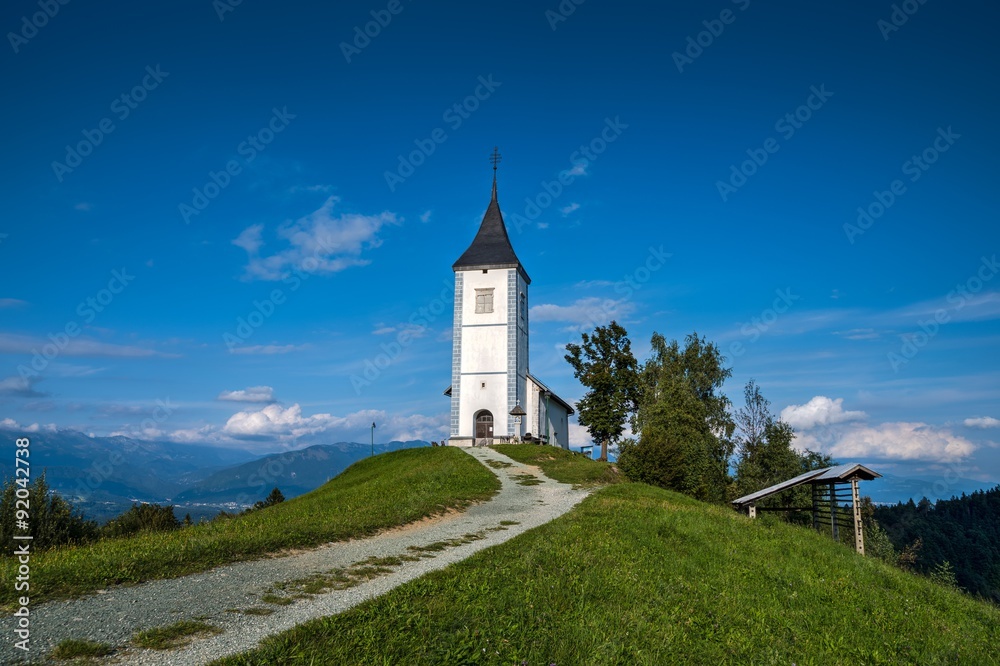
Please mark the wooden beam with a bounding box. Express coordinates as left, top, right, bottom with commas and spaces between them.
852, 478, 865, 555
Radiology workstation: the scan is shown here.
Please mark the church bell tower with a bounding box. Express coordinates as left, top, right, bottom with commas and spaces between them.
447, 149, 530, 445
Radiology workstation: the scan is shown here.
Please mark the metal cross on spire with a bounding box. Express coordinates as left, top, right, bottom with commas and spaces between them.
489, 146, 502, 173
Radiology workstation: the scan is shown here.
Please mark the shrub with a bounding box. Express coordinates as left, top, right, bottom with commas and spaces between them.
101, 503, 181, 539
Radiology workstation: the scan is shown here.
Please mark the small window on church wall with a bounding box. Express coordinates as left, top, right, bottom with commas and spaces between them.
475, 288, 494, 313
520, 293, 526, 319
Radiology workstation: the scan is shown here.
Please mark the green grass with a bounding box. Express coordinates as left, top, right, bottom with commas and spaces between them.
133, 620, 222, 650
0, 447, 499, 607
50, 638, 114, 660
406, 531, 486, 556
213, 483, 1000, 666
511, 473, 543, 486
493, 444, 620, 487
226, 607, 275, 616
259, 593, 294, 605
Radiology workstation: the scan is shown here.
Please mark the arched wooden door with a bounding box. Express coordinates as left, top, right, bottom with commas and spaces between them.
475, 410, 494, 440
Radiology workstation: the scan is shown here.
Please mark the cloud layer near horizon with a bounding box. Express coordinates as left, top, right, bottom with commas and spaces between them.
782, 395, 977, 463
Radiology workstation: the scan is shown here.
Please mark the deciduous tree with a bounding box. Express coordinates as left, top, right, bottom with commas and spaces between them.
619, 332, 734, 503
564, 321, 639, 461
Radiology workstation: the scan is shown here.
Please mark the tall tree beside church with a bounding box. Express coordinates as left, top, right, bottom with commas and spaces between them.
619, 332, 735, 503
564, 321, 639, 461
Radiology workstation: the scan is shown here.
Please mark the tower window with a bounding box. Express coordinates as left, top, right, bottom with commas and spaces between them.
475, 288, 494, 313
520, 292, 526, 320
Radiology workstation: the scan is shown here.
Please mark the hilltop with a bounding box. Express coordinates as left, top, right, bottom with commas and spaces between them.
219, 467, 1000, 665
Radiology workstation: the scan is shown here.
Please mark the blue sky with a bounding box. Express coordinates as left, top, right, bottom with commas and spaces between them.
1, 0, 998, 489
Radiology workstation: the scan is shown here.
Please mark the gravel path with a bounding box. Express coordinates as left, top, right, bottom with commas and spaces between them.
1, 447, 591, 665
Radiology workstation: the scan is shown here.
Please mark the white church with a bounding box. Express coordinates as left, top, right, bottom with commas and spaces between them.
444, 157, 574, 448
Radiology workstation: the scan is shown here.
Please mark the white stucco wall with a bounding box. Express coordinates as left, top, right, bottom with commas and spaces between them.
547, 401, 571, 449
457, 373, 508, 436
460, 325, 506, 373
454, 268, 518, 441
460, 269, 508, 324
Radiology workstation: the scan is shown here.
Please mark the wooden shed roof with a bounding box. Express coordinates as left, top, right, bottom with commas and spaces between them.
731, 463, 881, 508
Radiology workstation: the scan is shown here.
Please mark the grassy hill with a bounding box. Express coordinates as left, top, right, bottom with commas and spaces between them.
172, 440, 428, 504
0, 447, 498, 607
217, 482, 1000, 665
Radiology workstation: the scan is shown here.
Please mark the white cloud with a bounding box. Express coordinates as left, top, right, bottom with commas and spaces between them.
420, 210, 432, 223
97, 403, 151, 416
74, 202, 92, 211
0, 333, 173, 358
372, 323, 427, 339
224, 403, 330, 438
235, 196, 400, 281
288, 184, 334, 194
221, 404, 446, 445
964, 416, 1000, 429
574, 279, 615, 289
217, 386, 277, 403
229, 344, 307, 355
560, 202, 580, 216
782, 396, 977, 463
780, 396, 866, 430
165, 425, 218, 444
44, 363, 105, 377
109, 426, 167, 440
530, 297, 635, 331
232, 223, 264, 254
568, 423, 591, 447
384, 413, 449, 442
0, 298, 28, 308
885, 290, 1000, 325
0, 418, 56, 433
833, 328, 880, 340
812, 422, 977, 463
565, 162, 588, 177
0, 376, 47, 398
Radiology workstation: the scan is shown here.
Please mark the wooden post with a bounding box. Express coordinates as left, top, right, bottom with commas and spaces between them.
829, 482, 839, 541
852, 478, 865, 555
748, 504, 756, 519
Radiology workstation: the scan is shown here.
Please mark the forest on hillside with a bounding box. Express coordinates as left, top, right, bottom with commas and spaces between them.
874, 485, 1000, 603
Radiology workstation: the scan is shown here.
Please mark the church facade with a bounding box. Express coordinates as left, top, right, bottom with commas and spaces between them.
444, 170, 574, 448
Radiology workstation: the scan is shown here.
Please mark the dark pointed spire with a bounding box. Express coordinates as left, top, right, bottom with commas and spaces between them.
490, 146, 501, 201
452, 149, 530, 283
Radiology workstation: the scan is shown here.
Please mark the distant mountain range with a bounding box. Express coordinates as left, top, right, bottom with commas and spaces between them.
863, 473, 999, 505
0, 429, 429, 522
